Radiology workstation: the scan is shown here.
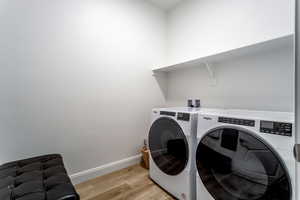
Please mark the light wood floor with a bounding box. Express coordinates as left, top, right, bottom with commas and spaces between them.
75, 164, 176, 200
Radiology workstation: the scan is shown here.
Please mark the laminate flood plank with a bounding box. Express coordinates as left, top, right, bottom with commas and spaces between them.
75, 166, 139, 199
76, 165, 136, 188
75, 164, 175, 200
90, 183, 132, 200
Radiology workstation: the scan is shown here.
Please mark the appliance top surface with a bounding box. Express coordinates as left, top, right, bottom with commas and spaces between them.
155, 107, 226, 114
214, 109, 294, 123
155, 107, 200, 113
154, 107, 294, 122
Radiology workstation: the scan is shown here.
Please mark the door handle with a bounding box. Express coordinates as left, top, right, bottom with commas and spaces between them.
294, 144, 300, 162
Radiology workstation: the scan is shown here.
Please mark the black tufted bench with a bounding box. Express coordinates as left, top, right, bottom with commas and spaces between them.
0, 154, 79, 200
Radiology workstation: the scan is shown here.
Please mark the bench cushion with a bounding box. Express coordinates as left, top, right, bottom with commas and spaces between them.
0, 154, 79, 200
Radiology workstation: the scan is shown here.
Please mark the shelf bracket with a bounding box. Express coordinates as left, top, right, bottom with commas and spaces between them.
204, 62, 217, 86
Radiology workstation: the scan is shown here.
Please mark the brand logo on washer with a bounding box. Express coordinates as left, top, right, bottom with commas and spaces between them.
203, 116, 212, 120
153, 110, 158, 114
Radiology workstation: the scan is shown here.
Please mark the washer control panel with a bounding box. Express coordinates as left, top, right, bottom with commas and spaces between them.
218, 117, 255, 127
260, 121, 292, 137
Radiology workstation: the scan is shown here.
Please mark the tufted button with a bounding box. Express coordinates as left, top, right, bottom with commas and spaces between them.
0, 176, 14, 189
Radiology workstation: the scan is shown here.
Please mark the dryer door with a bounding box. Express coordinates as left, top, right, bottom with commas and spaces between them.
196, 128, 292, 200
149, 117, 189, 176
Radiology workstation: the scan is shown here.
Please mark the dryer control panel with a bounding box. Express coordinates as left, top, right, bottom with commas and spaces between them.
260, 121, 292, 137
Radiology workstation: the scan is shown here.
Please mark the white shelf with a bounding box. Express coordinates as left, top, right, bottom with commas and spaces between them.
152, 34, 294, 73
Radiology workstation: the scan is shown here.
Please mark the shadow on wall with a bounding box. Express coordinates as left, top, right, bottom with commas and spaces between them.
153, 71, 168, 100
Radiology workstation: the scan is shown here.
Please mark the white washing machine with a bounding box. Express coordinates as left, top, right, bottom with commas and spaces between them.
148, 107, 200, 200
196, 109, 295, 200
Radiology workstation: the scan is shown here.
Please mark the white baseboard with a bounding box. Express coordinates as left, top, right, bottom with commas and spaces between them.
70, 154, 141, 184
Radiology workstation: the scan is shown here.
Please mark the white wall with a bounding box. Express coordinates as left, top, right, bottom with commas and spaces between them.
167, 45, 294, 111
167, 0, 293, 64
165, 0, 294, 111
0, 0, 166, 174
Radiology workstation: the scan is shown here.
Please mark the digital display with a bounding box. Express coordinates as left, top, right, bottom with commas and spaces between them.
260, 121, 292, 136
261, 121, 274, 129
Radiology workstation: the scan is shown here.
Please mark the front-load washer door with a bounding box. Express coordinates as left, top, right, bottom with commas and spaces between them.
149, 117, 189, 176
196, 127, 292, 200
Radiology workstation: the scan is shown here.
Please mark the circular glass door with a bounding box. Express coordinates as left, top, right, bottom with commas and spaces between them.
149, 117, 189, 176
196, 128, 291, 200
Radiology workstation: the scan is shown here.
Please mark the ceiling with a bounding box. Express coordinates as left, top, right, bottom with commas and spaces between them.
147, 0, 183, 11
